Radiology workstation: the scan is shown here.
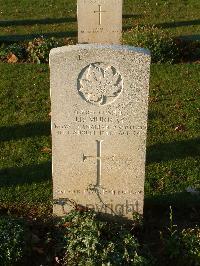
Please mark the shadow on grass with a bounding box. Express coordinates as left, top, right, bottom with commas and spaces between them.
0, 161, 51, 187
1, 122, 199, 161
122, 25, 133, 32
144, 192, 200, 228
177, 34, 200, 41
0, 121, 51, 186
0, 31, 77, 42
156, 19, 200, 29
0, 121, 50, 141
0, 17, 77, 27
147, 137, 200, 163
0, 26, 135, 42
0, 14, 140, 27
122, 14, 143, 19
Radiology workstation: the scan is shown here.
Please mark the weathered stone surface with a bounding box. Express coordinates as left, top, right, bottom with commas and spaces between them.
50, 44, 151, 219
77, 0, 122, 44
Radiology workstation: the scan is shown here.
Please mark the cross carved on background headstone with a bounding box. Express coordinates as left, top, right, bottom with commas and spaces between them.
94, 5, 106, 25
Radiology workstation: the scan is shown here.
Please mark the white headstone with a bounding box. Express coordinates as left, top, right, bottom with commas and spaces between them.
77, 0, 122, 44
50, 44, 151, 220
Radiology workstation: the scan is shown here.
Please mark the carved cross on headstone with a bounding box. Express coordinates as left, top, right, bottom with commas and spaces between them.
83, 140, 114, 188
83, 140, 103, 187
94, 5, 106, 25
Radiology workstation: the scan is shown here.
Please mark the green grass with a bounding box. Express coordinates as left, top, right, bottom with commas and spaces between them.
0, 63, 199, 216
0, 0, 200, 42
0, 63, 51, 215
146, 64, 200, 199
124, 0, 200, 38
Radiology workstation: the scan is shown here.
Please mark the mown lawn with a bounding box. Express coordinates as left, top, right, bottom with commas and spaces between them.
0, 63, 199, 217
146, 64, 200, 213
0, 0, 200, 42
0, 63, 51, 215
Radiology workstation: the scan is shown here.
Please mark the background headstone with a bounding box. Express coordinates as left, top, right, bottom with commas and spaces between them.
77, 0, 122, 44
50, 44, 151, 220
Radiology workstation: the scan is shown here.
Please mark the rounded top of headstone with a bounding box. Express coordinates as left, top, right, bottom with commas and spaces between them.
50, 44, 151, 58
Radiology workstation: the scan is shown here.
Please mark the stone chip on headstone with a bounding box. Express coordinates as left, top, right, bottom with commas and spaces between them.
77, 0, 122, 44
50, 44, 151, 220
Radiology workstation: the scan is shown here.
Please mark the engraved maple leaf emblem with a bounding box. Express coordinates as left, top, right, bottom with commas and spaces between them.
78, 63, 123, 105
